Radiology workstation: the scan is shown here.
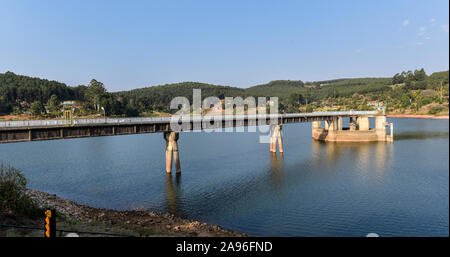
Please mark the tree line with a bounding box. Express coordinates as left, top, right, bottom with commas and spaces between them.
1, 68, 448, 117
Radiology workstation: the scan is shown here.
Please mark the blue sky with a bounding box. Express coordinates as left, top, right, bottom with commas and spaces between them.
0, 0, 448, 91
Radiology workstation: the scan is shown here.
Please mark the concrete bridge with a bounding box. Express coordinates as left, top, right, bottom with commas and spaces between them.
0, 111, 393, 173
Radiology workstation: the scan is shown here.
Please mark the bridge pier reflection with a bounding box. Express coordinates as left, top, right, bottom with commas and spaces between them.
165, 173, 182, 214
269, 152, 284, 171
269, 152, 284, 185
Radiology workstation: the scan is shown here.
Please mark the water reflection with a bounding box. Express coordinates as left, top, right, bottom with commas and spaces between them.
325, 143, 345, 163
356, 143, 371, 174
311, 140, 323, 163
269, 152, 284, 172
0, 119, 447, 236
312, 141, 389, 178
269, 152, 284, 185
165, 173, 182, 215
395, 131, 449, 140
374, 142, 389, 174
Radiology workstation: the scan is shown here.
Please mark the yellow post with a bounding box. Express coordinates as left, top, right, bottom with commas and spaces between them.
63, 109, 73, 126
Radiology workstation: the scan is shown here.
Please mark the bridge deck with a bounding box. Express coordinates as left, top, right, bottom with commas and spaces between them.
0, 111, 378, 143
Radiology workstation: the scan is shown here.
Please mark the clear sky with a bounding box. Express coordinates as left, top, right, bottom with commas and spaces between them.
0, 0, 448, 91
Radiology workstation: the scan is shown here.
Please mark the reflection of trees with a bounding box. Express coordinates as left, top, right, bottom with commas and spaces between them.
394, 132, 449, 140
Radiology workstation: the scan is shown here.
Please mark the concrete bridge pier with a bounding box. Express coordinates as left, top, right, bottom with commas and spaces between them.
388, 122, 394, 142
337, 117, 343, 131
312, 115, 393, 142
375, 116, 386, 132
164, 131, 181, 174
375, 115, 394, 142
270, 124, 283, 153
324, 118, 338, 141
312, 121, 321, 129
325, 118, 338, 131
357, 116, 370, 131
349, 117, 357, 131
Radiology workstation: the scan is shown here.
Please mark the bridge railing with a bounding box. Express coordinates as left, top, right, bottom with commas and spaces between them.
0, 111, 377, 128
0, 119, 72, 128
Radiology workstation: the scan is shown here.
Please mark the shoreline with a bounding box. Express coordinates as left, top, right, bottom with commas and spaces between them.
386, 114, 449, 119
16, 189, 247, 237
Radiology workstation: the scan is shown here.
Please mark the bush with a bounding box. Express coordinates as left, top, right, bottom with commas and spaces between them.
412, 81, 427, 90
0, 163, 41, 217
428, 105, 446, 115
125, 106, 140, 117
421, 97, 433, 106
29, 101, 46, 116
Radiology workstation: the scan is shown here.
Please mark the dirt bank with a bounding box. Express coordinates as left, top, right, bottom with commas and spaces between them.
386, 114, 449, 119
0, 189, 247, 237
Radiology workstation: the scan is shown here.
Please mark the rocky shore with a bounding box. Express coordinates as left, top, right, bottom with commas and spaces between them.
18, 189, 247, 237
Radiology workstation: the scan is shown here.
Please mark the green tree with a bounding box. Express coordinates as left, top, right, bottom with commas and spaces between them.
29, 101, 45, 116
412, 90, 423, 111
47, 94, 60, 113
86, 79, 107, 111
414, 68, 426, 81
414, 81, 427, 90
392, 73, 404, 84
405, 70, 415, 82
0, 101, 12, 114
304, 88, 313, 104
288, 93, 304, 107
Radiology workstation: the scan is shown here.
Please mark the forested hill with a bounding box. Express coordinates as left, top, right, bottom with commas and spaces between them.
0, 71, 77, 104
243, 77, 404, 102
115, 77, 397, 103
114, 82, 245, 111
0, 69, 448, 116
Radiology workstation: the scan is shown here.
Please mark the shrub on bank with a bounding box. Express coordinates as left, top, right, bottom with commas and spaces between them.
0, 163, 41, 217
428, 105, 447, 115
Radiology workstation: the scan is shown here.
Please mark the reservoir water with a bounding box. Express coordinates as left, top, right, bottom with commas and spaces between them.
0, 118, 448, 236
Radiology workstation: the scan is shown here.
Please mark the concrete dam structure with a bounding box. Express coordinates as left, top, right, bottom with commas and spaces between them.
311, 115, 394, 142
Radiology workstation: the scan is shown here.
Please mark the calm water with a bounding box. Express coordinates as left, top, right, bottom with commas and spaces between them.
0, 118, 448, 236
